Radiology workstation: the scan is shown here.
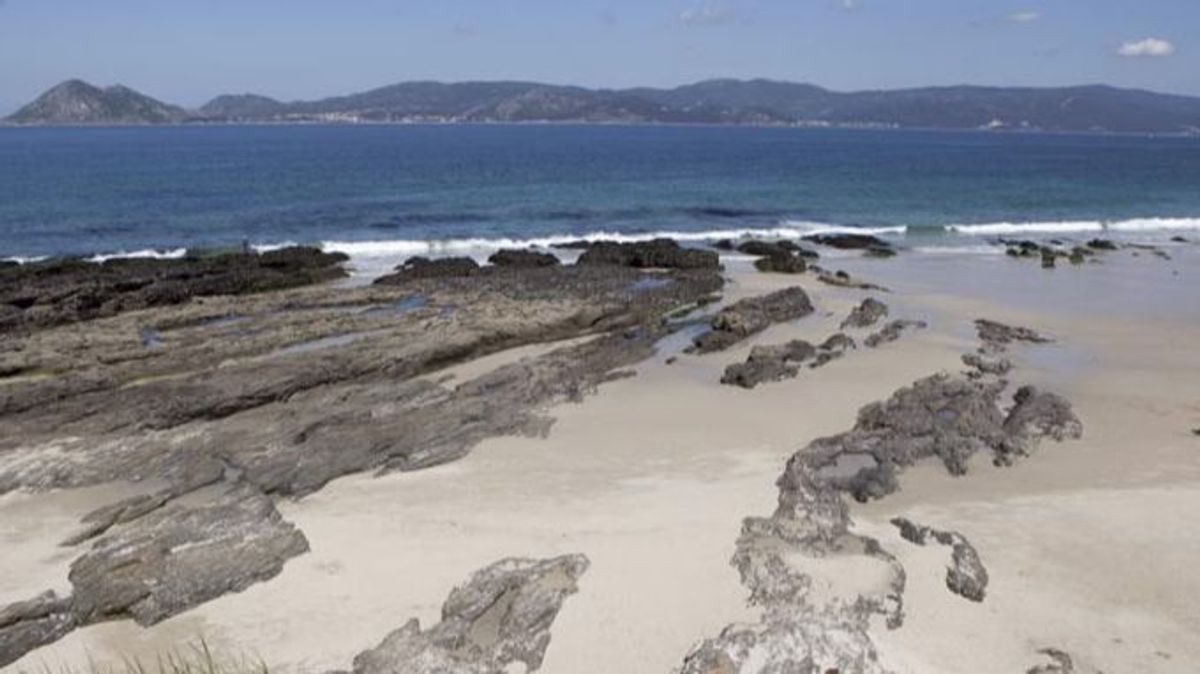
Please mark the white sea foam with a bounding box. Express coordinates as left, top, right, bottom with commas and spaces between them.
946, 217, 1200, 236
85, 248, 189, 263
780, 221, 909, 236
319, 226, 841, 258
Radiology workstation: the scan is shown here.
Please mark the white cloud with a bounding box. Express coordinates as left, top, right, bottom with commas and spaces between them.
1008, 11, 1040, 23
1117, 37, 1176, 57
679, 5, 735, 26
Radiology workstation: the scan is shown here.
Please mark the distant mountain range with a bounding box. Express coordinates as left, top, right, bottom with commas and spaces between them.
8, 78, 1200, 134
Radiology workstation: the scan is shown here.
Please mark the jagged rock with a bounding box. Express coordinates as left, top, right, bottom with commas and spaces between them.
343, 555, 588, 674
378, 256, 480, 282
0, 485, 308, 666
962, 352, 1012, 377
0, 247, 347, 334
575, 238, 719, 269
975, 319, 1051, 349
807, 375, 1082, 501
809, 333, 857, 369
749, 340, 817, 364
691, 287, 814, 353
676, 373, 1082, 674
863, 319, 927, 348
69, 484, 308, 626
487, 249, 560, 268
890, 518, 989, 602
0, 592, 77, 668
840, 298, 889, 330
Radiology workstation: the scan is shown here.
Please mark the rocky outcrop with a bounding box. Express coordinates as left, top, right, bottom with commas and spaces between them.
734, 241, 810, 274
0, 485, 307, 667
574, 239, 719, 269
841, 298, 889, 330
962, 352, 1012, 376
813, 267, 890, 292
377, 256, 480, 282
721, 340, 816, 389
0, 247, 348, 334
803, 233, 895, 256
487, 249, 560, 268
890, 518, 988, 602
339, 555, 588, 674
676, 373, 1083, 674
811, 333, 857, 368
863, 319, 927, 348
691, 287, 814, 353
975, 319, 1051, 350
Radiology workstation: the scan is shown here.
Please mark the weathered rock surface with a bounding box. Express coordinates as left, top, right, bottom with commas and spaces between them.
811, 333, 857, 368
677, 373, 1083, 673
975, 319, 1051, 350
962, 352, 1012, 377
720, 340, 816, 389
574, 238, 719, 269
487, 249, 560, 268
691, 287, 814, 354
377, 256, 480, 282
1, 485, 307, 667
813, 266, 890, 292
341, 555, 588, 674
0, 247, 348, 334
841, 298, 889, 330
734, 241, 810, 274
890, 517, 989, 602
863, 319, 928, 348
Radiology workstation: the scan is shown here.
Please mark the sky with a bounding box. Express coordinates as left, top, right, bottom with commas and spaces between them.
0, 0, 1196, 113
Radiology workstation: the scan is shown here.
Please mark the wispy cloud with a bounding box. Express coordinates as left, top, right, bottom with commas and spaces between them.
1007, 11, 1040, 23
679, 5, 736, 27
1117, 37, 1176, 57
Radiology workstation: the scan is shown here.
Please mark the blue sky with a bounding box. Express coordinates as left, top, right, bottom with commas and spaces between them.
0, 0, 1195, 113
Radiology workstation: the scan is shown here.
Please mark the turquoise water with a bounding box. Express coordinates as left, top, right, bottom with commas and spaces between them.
1, 124, 1199, 260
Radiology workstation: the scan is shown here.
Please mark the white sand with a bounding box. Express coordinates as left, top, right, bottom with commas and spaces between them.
6, 250, 1200, 673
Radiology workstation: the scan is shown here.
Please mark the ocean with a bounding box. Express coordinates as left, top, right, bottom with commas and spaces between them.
2, 124, 1199, 265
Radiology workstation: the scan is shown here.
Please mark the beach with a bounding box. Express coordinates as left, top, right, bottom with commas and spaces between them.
2, 237, 1197, 674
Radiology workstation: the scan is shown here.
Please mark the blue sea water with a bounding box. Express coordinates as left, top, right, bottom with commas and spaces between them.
1, 124, 1198, 261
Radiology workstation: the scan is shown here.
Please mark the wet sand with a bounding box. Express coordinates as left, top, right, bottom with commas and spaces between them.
5, 247, 1200, 673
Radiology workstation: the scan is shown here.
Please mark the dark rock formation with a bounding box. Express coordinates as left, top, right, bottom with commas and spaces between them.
487, 249, 560, 268
0, 247, 348, 334
690, 287, 814, 353
378, 256, 480, 282
962, 352, 1012, 377
841, 298, 889, 330
340, 555, 588, 674
891, 518, 989, 602
574, 239, 719, 269
863, 319, 928, 348
803, 233, 894, 253
811, 333, 857, 368
1, 485, 307, 667
752, 254, 807, 274
720, 340, 816, 389
1087, 238, 1118, 251
975, 319, 1051, 350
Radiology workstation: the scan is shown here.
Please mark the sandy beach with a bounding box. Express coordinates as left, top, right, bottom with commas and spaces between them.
3, 242, 1199, 674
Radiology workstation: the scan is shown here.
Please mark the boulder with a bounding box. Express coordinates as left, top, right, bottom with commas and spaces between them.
487, 249, 560, 268
378, 256, 480, 282
691, 288, 814, 353
840, 298, 889, 330
575, 239, 719, 269
803, 233, 893, 252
